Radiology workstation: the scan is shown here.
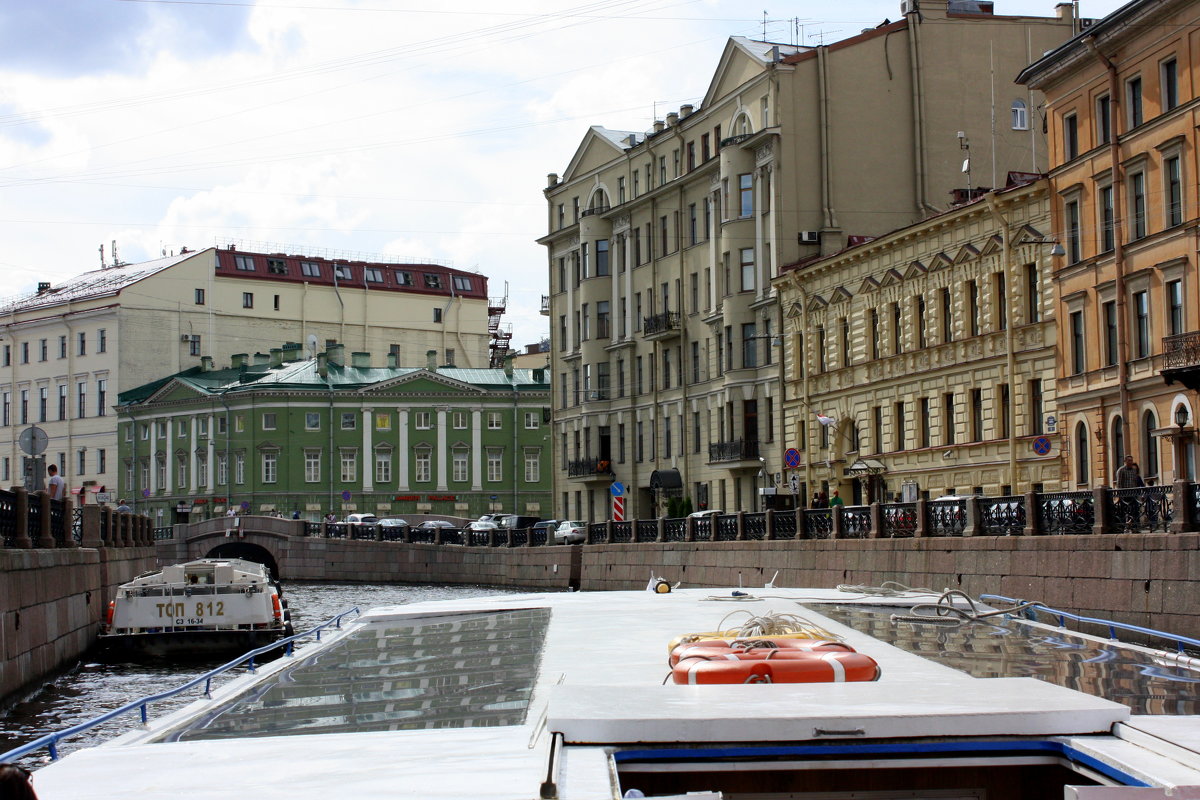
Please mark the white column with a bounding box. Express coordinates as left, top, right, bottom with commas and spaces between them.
397, 409, 410, 489
206, 414, 216, 489
471, 409, 483, 491
149, 421, 158, 493
435, 406, 448, 490
189, 417, 198, 493
361, 407, 374, 492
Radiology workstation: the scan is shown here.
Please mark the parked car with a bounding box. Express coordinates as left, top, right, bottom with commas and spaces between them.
497, 514, 542, 530
341, 513, 379, 526
417, 520, 457, 530
532, 519, 559, 536
554, 520, 588, 545
467, 520, 499, 531
688, 510, 723, 519
378, 518, 408, 530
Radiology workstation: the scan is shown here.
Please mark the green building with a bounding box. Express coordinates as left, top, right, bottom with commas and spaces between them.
116, 343, 552, 524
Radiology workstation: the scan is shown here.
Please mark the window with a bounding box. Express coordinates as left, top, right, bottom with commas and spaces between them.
234, 254, 255, 271
38, 339, 46, 361
341, 412, 356, 430
894, 402, 906, 451
301, 261, 321, 277
487, 448, 503, 482
415, 450, 431, 482
1070, 310, 1086, 374
1130, 171, 1146, 240
659, 156, 667, 185
943, 393, 956, 445
19, 341, 28, 364
415, 411, 432, 429
1167, 279, 1184, 336
1165, 155, 1183, 227
267, 258, 287, 275
617, 177, 626, 204
262, 452, 277, 483
994, 272, 1006, 331
840, 317, 851, 366
488, 411, 502, 429
738, 173, 753, 217
433, 308, 442, 323
1075, 422, 1090, 485
340, 450, 357, 483
1103, 300, 1118, 367
305, 412, 320, 430
1, 345, 7, 366
999, 384, 1010, 438
1112, 416, 1126, 466
1029, 379, 1044, 435
1133, 290, 1150, 358
452, 449, 468, 482
76, 382, 85, 419
176, 454, 187, 488
273, 294, 280, 311
423, 273, 442, 289
453, 275, 472, 291
917, 297, 927, 348
524, 410, 539, 429
1065, 199, 1081, 264
816, 326, 826, 373
1100, 184, 1115, 252
742, 322, 757, 368
58, 384, 67, 420
242, 292, 253, 308
305, 451, 320, 482
198, 417, 208, 436
188, 335, 201, 356
1096, 95, 1111, 145
97, 449, 106, 475
38, 387, 46, 422
262, 412, 277, 430
870, 308, 880, 357
1011, 99, 1027, 130
394, 270, 413, 285
97, 379, 106, 417
1161, 58, 1178, 111
739, 248, 754, 292
1, 392, 7, 426
452, 411, 467, 429
375, 412, 391, 431
1063, 113, 1078, 160
1142, 409, 1159, 480
893, 303, 904, 352
1127, 76, 1143, 128
77, 332, 86, 356
919, 398, 931, 448
364, 267, 384, 282
1025, 263, 1040, 323
235, 452, 245, 484
970, 388, 983, 441
524, 450, 540, 483
334, 264, 353, 281
235, 414, 245, 432
596, 240, 609, 276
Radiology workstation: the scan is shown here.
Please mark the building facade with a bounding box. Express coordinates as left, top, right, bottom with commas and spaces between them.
1018, 0, 1200, 489
0, 246, 500, 500
541, 1, 1078, 521
116, 346, 551, 524
777, 179, 1061, 503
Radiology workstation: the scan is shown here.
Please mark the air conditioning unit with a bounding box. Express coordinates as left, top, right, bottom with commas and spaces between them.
900, 0, 915, 14
799, 230, 820, 244
180, 335, 191, 342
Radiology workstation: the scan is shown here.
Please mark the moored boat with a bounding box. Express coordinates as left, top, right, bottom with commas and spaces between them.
97, 558, 292, 659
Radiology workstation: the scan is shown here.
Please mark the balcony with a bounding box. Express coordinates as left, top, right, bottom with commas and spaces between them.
540, 294, 550, 316
567, 457, 616, 483
642, 311, 681, 340
707, 438, 761, 466
1162, 331, 1200, 391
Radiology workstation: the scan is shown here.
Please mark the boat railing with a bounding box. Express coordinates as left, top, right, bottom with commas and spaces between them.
0, 606, 363, 765
980, 594, 1200, 656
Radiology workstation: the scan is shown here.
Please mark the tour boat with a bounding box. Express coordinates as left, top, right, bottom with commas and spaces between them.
23, 583, 1200, 798
97, 558, 292, 659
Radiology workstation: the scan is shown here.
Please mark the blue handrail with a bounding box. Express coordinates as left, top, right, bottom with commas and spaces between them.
980, 594, 1200, 655
0, 606, 362, 764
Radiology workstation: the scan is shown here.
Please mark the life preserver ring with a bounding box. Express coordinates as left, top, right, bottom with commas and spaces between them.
669, 638, 854, 667
672, 651, 881, 685
654, 580, 671, 594
667, 628, 840, 652
271, 593, 283, 622
105, 600, 115, 628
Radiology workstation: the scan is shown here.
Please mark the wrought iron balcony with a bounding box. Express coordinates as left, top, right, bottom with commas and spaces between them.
1161, 331, 1200, 391
642, 311, 681, 338
707, 438, 760, 464
567, 458, 615, 480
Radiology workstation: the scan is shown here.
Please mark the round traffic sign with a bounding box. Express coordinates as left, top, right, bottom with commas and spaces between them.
784, 448, 801, 468
1032, 436, 1052, 455
610, 481, 625, 497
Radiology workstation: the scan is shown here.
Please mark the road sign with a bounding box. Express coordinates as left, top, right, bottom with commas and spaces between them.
790, 473, 799, 494
784, 448, 801, 468
1032, 436, 1052, 456
610, 481, 625, 497
613, 495, 625, 521
341, 490, 351, 501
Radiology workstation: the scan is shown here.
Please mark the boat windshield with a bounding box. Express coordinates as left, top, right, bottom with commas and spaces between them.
823, 604, 1200, 715
157, 607, 549, 742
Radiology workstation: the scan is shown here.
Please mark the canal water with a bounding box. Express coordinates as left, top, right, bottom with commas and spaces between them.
0, 581, 519, 770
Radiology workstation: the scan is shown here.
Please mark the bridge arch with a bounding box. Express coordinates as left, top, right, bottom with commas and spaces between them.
203, 541, 280, 579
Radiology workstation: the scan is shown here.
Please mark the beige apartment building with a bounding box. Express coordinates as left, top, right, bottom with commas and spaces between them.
0, 246, 498, 499
777, 178, 1061, 504
540, 1, 1078, 521
1018, 0, 1200, 489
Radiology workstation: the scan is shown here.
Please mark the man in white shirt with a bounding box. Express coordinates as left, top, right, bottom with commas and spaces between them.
47, 464, 65, 501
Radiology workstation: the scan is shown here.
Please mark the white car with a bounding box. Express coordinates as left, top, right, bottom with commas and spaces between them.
341, 513, 378, 526
378, 518, 408, 529
554, 520, 588, 545
467, 520, 499, 531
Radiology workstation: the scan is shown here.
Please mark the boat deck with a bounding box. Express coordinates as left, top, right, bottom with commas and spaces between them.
29, 588, 1200, 799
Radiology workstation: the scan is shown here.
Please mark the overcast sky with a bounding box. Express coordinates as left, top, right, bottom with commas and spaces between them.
0, 0, 1127, 353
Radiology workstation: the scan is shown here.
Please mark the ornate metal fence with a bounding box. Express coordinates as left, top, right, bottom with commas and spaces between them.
743, 512, 767, 540
611, 521, 632, 543
0, 489, 16, 547
802, 509, 832, 539
663, 518, 686, 542
1108, 485, 1172, 533
881, 503, 917, 537
773, 512, 797, 538
714, 515, 739, 541
635, 520, 658, 542
841, 506, 871, 539
979, 496, 1025, 536
1038, 491, 1095, 535
928, 499, 966, 537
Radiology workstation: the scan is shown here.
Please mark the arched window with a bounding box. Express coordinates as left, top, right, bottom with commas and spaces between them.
587, 189, 610, 213
1075, 421, 1090, 486
1142, 409, 1159, 481
1011, 99, 1028, 130
1111, 416, 1125, 478
734, 113, 752, 136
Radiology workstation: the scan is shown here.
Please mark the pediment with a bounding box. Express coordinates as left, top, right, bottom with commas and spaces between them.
830, 286, 853, 303
702, 39, 773, 108
1012, 224, 1047, 246
879, 269, 904, 286
786, 301, 804, 319
562, 126, 632, 183
806, 294, 828, 312
952, 244, 980, 264
979, 235, 1003, 256
146, 379, 205, 405
928, 252, 954, 270
366, 370, 487, 395
858, 276, 880, 293
903, 261, 927, 279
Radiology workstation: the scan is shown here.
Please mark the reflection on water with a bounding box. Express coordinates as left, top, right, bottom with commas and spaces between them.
164, 608, 549, 741
823, 605, 1200, 715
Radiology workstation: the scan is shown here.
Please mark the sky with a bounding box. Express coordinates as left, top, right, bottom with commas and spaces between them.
0, 0, 1129, 354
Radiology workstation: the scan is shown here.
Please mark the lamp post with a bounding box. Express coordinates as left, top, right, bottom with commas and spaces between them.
1176, 406, 1191, 481
758, 456, 766, 513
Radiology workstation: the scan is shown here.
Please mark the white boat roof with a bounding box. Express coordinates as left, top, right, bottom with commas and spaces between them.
29, 587, 1200, 799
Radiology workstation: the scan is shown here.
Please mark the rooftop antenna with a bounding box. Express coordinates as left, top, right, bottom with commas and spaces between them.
762, 10, 768, 40
958, 131, 972, 199
99, 244, 105, 269
111, 239, 119, 267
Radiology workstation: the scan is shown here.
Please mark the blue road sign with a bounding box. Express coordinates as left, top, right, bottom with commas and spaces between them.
610, 481, 625, 496
1032, 436, 1052, 455
784, 448, 801, 468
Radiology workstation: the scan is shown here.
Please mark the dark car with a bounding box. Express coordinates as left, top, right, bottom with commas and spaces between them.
497, 514, 542, 530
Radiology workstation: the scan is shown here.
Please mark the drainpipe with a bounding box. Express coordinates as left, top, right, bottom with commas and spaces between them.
816, 46, 839, 233
984, 191, 1020, 491
1086, 35, 1131, 480
905, 10, 937, 216
331, 263, 346, 344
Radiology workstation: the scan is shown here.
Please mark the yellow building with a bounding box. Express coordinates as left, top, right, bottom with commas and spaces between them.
777, 179, 1060, 503
541, 1, 1078, 521
1018, 0, 1199, 488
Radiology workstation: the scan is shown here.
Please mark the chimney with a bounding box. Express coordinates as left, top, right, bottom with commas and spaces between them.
253, 352, 270, 366
37, 282, 51, 295
351, 351, 370, 368
317, 352, 328, 378
1055, 2, 1075, 22
666, 112, 679, 127
426, 350, 437, 371
201, 356, 214, 372
327, 343, 345, 366
231, 353, 248, 369
504, 353, 515, 379
387, 352, 398, 369
269, 348, 283, 368
681, 104, 694, 117
653, 120, 665, 133
547, 173, 559, 187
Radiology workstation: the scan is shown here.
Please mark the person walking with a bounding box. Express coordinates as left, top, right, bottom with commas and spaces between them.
116, 499, 132, 513
828, 490, 845, 507
46, 464, 65, 501
1114, 455, 1144, 528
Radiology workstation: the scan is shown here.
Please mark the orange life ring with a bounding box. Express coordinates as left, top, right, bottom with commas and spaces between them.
672, 650, 881, 685
105, 600, 115, 627
271, 593, 283, 621
669, 639, 854, 667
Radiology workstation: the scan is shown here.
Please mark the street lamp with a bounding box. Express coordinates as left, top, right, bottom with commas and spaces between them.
758, 456, 766, 513
1175, 405, 1189, 428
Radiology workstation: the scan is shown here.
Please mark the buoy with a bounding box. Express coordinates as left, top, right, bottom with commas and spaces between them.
672, 651, 881, 685
669, 638, 854, 667
654, 580, 672, 594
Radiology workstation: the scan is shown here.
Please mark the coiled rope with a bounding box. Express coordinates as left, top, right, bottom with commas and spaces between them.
890, 589, 1040, 628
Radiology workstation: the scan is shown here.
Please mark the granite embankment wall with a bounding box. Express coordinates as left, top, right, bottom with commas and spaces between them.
0, 547, 157, 705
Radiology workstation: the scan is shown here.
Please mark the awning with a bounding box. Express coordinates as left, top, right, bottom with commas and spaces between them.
649, 469, 683, 497
845, 458, 887, 476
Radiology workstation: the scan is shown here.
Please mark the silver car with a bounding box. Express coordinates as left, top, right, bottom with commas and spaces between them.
554, 520, 588, 545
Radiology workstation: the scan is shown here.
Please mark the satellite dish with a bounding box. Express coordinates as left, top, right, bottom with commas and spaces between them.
19, 426, 48, 455
961, 157, 971, 174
